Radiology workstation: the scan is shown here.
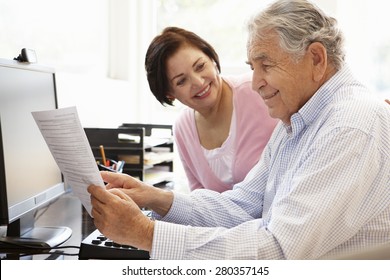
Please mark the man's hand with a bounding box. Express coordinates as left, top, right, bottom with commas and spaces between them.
100, 171, 174, 216
88, 184, 154, 251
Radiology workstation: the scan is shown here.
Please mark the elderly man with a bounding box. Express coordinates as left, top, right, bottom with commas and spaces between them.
88, 0, 390, 259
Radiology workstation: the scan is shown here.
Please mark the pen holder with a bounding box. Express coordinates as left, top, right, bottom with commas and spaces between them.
95, 157, 124, 173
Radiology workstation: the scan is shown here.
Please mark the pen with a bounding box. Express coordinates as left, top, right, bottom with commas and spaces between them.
99, 145, 108, 167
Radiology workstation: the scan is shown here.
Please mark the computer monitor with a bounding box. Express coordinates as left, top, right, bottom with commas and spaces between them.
0, 58, 71, 251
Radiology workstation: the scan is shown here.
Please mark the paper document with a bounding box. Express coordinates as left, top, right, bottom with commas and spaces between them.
32, 106, 104, 216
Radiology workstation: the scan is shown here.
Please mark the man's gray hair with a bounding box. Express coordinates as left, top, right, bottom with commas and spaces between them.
247, 0, 345, 70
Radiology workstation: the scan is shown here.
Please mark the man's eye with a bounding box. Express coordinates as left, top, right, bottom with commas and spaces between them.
262, 64, 273, 72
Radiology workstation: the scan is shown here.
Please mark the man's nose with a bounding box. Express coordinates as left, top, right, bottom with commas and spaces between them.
252, 70, 266, 93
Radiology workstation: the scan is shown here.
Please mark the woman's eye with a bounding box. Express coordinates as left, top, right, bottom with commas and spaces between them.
176, 78, 186, 86
195, 62, 206, 71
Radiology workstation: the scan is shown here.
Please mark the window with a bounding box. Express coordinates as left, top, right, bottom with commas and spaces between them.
337, 0, 390, 100
156, 0, 273, 74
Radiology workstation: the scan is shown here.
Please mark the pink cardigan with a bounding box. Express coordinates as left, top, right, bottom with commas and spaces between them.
173, 72, 278, 192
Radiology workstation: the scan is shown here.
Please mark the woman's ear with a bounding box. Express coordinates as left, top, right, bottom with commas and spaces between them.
308, 42, 327, 82
166, 94, 175, 102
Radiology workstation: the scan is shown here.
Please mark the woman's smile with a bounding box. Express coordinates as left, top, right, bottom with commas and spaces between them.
194, 84, 211, 98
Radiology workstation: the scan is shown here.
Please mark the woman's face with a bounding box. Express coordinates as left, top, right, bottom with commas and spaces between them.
166, 45, 222, 113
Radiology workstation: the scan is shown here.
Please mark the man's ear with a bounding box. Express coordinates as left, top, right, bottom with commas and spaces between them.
308, 42, 327, 82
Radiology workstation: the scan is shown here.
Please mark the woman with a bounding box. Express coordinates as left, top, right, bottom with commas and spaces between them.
145, 27, 277, 192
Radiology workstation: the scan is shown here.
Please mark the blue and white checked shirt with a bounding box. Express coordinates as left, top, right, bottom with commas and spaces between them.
150, 66, 390, 259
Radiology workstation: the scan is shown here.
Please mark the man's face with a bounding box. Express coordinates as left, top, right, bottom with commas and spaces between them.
247, 32, 318, 125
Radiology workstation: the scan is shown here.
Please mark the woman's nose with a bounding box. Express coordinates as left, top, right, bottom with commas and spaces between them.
191, 73, 204, 88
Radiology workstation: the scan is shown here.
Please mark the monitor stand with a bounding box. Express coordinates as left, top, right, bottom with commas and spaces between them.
0, 212, 72, 251
1, 226, 72, 248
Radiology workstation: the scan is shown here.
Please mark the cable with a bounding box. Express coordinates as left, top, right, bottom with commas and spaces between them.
0, 239, 80, 250
18, 250, 80, 258
0, 240, 81, 259
2, 251, 80, 260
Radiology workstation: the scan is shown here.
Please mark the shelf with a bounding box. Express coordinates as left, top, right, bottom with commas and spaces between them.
84, 124, 174, 184
144, 170, 174, 186
118, 134, 173, 149
118, 151, 174, 166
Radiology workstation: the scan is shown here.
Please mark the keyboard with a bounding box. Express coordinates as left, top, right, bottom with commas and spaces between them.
78, 229, 150, 260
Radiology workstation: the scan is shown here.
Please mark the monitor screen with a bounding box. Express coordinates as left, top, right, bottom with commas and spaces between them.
0, 58, 71, 251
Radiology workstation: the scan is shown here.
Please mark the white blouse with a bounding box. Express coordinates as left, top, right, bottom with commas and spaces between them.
202, 109, 236, 184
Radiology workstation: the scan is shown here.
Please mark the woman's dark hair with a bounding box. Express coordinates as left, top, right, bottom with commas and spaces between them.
145, 27, 221, 106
